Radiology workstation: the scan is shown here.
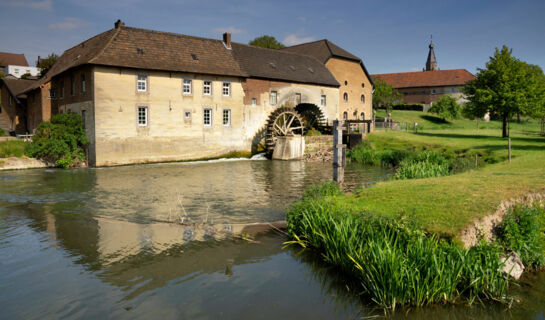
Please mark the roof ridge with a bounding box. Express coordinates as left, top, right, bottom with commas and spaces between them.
283, 39, 327, 49
372, 68, 470, 76
233, 42, 328, 62
122, 26, 225, 44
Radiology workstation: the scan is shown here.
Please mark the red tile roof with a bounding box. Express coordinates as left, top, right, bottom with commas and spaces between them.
0, 52, 29, 67
371, 69, 475, 89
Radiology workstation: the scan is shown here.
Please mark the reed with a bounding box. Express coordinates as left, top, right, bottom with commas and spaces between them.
286, 184, 511, 310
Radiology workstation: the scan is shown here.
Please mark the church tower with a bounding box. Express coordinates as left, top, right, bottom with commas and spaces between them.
425, 36, 438, 71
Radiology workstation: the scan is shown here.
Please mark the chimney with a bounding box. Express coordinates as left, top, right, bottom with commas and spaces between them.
223, 33, 231, 49
114, 19, 125, 29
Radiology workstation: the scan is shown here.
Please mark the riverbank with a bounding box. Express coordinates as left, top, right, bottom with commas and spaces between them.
286, 124, 545, 310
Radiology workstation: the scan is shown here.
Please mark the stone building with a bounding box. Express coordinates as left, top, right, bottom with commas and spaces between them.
0, 76, 36, 134
37, 21, 340, 166
282, 40, 374, 121
372, 40, 475, 110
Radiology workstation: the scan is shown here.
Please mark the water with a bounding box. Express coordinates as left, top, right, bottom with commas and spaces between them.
0, 160, 544, 319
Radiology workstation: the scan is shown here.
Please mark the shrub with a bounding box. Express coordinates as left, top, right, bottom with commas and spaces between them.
429, 95, 462, 121
0, 127, 5, 136
496, 205, 545, 269
27, 113, 89, 168
0, 140, 29, 158
305, 128, 322, 136
286, 188, 510, 310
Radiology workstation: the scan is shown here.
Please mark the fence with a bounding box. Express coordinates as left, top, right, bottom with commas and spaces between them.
373, 121, 410, 132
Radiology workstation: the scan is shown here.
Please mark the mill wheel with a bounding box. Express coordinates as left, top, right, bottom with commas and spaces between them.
295, 103, 326, 132
265, 107, 305, 155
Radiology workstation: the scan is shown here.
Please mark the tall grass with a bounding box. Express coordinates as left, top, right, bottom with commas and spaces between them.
0, 140, 30, 158
395, 151, 450, 179
286, 183, 511, 310
496, 205, 545, 269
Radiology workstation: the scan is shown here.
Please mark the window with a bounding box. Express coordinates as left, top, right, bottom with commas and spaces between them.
251, 98, 257, 106
203, 81, 212, 95
60, 82, 64, 98
431, 89, 436, 94
360, 94, 365, 104
295, 93, 301, 105
223, 109, 231, 126
362, 83, 365, 88
344, 80, 347, 85
81, 74, 86, 93
137, 75, 147, 92
81, 110, 86, 129
320, 95, 326, 106
137, 106, 148, 126
14, 68, 19, 74
270, 91, 277, 106
70, 75, 75, 96
343, 92, 348, 102
343, 112, 348, 120
183, 79, 192, 95
49, 89, 56, 99
203, 108, 212, 126
360, 112, 365, 120
222, 82, 231, 96
451, 88, 457, 93
184, 110, 192, 120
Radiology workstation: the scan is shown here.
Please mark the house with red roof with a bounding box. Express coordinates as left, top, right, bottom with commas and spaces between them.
372, 41, 475, 110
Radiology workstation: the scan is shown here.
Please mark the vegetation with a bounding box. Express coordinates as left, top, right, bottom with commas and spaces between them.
249, 35, 286, 49
0, 140, 30, 158
428, 95, 462, 121
286, 184, 510, 310
20, 73, 32, 79
372, 78, 402, 115
497, 205, 545, 269
464, 46, 545, 137
27, 113, 88, 168
36, 53, 59, 76
0, 127, 5, 136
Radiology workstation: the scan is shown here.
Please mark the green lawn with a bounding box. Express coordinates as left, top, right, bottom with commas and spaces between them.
340, 125, 545, 241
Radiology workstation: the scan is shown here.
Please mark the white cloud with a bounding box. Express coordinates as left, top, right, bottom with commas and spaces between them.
283, 33, 315, 46
48, 17, 87, 31
211, 26, 246, 34
0, 0, 52, 11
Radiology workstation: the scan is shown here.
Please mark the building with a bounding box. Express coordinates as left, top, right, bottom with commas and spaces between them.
0, 52, 41, 78
37, 21, 341, 166
372, 40, 475, 110
0, 76, 37, 134
282, 40, 374, 121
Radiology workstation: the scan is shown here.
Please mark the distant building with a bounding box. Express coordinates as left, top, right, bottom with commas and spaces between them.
0, 76, 37, 134
282, 40, 374, 121
371, 40, 475, 110
0, 52, 41, 78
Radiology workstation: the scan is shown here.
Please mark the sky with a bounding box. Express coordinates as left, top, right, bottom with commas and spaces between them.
0, 0, 544, 75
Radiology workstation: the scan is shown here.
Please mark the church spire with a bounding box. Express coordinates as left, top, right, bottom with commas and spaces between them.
425, 35, 438, 71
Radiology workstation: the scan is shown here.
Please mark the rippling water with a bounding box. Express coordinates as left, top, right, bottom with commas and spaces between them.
1, 160, 544, 319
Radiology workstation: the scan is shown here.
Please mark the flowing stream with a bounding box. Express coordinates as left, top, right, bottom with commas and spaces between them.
0, 159, 544, 319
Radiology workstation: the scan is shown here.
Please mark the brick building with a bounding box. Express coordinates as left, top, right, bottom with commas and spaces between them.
372, 41, 475, 110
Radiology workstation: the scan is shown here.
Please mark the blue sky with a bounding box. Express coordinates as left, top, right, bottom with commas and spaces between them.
0, 0, 544, 75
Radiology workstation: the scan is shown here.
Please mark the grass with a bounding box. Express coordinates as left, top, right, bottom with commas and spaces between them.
286, 184, 511, 310
0, 140, 30, 158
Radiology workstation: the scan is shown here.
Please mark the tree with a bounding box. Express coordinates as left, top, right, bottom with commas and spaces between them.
428, 95, 461, 121
372, 78, 402, 115
36, 53, 59, 77
20, 73, 32, 79
522, 64, 545, 135
463, 46, 545, 137
249, 35, 285, 49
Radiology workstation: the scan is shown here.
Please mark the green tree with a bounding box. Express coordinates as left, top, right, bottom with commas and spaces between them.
36, 53, 59, 77
372, 78, 402, 115
20, 73, 32, 79
522, 64, 545, 135
464, 46, 544, 137
249, 35, 285, 49
428, 95, 461, 121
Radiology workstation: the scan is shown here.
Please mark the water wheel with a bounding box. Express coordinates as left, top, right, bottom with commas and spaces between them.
265, 107, 305, 156
295, 103, 326, 132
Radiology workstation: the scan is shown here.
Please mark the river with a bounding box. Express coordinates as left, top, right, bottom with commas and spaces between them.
0, 159, 544, 319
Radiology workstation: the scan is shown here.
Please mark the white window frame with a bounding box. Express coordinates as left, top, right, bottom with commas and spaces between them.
137, 106, 148, 126
203, 108, 212, 127
222, 109, 231, 126
320, 95, 326, 106
222, 82, 231, 96
251, 98, 257, 106
137, 75, 147, 92
183, 79, 192, 95
270, 91, 277, 106
203, 80, 212, 96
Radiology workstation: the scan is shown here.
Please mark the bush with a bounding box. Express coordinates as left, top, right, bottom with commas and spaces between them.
27, 113, 89, 168
286, 188, 510, 309
496, 205, 545, 269
0, 140, 30, 158
305, 128, 322, 136
0, 128, 5, 136
428, 95, 462, 121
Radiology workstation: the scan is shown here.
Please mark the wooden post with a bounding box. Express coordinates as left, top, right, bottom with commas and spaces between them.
333, 120, 346, 184
475, 154, 478, 167
508, 138, 511, 163
414, 122, 418, 134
